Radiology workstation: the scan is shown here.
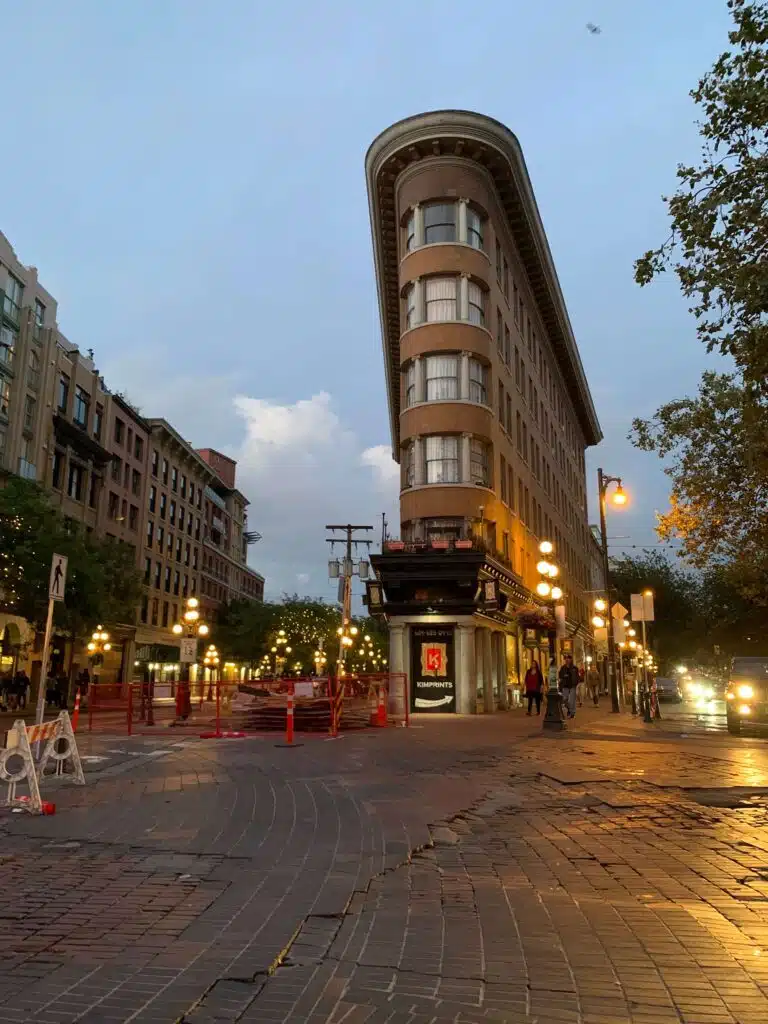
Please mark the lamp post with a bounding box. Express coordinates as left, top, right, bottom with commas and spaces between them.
172, 597, 209, 720
87, 626, 112, 689
597, 468, 627, 713
269, 630, 292, 677
536, 540, 565, 731
204, 645, 219, 701
336, 621, 358, 678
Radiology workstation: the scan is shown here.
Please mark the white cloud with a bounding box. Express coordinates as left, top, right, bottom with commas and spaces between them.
360, 444, 399, 491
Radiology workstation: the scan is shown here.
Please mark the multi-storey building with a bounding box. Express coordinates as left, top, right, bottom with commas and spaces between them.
0, 231, 265, 685
365, 110, 602, 715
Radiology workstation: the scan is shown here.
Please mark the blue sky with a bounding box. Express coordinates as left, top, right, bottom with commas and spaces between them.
0, 0, 732, 599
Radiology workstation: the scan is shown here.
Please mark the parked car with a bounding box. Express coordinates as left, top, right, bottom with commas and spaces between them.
654, 676, 683, 702
726, 657, 768, 735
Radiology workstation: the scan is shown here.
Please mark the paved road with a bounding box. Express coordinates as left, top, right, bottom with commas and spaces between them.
3, 705, 768, 1022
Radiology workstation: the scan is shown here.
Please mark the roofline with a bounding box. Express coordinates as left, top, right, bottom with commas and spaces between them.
365, 109, 602, 451
146, 419, 219, 479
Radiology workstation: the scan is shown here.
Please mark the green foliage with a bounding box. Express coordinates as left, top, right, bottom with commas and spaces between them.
0, 477, 144, 637
635, 0, 768, 390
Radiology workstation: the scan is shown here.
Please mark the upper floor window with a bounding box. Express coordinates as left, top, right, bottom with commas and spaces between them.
468, 281, 485, 326
73, 386, 89, 428
151, 449, 159, 476
469, 359, 488, 405
426, 277, 457, 322
34, 299, 45, 335
423, 202, 456, 245
57, 374, 69, 413
425, 355, 458, 401
405, 362, 416, 408
93, 403, 103, 440
425, 436, 459, 484
114, 417, 125, 445
467, 208, 483, 250
470, 439, 490, 486
3, 274, 22, 322
28, 346, 40, 389
0, 325, 15, 367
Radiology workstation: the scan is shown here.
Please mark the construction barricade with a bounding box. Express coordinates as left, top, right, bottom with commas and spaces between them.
1, 711, 85, 814
87, 683, 131, 734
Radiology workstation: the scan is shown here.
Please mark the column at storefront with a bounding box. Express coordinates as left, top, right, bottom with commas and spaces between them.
496, 633, 509, 710
456, 624, 476, 714
481, 629, 494, 713
388, 622, 407, 718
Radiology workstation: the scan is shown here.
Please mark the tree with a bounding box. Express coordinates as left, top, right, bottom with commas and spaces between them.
632, 1, 768, 594
0, 478, 144, 637
635, 0, 768, 390
215, 599, 276, 667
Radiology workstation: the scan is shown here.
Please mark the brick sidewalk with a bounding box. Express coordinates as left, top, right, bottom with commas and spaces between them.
2, 708, 768, 1022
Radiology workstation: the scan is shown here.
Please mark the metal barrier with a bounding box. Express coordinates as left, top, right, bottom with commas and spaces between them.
87, 683, 131, 734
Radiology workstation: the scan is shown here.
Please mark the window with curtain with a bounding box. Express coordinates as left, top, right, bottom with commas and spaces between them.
470, 440, 489, 486
406, 210, 416, 251
469, 359, 488, 404
425, 277, 457, 322
403, 442, 415, 487
468, 281, 485, 325
405, 362, 417, 407
425, 436, 459, 483
423, 202, 457, 244
405, 284, 418, 329
467, 207, 484, 250
425, 355, 458, 400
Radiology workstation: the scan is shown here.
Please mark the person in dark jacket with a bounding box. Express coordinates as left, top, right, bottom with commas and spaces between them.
558, 654, 580, 719
524, 660, 544, 716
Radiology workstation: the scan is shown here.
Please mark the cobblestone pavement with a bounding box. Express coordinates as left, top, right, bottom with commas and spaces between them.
4, 708, 768, 1022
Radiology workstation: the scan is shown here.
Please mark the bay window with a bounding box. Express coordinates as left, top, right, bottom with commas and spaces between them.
468, 281, 485, 325
425, 277, 457, 322
423, 202, 457, 244
470, 439, 490, 486
469, 359, 488, 404
406, 285, 418, 328
425, 436, 459, 484
425, 355, 458, 400
403, 443, 414, 488
406, 210, 416, 251
405, 361, 417, 407
467, 207, 484, 250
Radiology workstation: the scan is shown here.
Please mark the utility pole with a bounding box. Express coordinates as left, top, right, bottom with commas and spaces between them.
326, 524, 373, 677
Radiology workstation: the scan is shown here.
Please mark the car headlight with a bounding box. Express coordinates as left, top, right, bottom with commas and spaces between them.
689, 682, 702, 697
739, 704, 752, 715
704, 687, 715, 699
738, 684, 754, 700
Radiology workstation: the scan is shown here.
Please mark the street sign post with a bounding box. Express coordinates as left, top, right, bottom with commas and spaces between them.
36, 554, 68, 737
612, 602, 628, 621
630, 593, 654, 622
179, 638, 197, 664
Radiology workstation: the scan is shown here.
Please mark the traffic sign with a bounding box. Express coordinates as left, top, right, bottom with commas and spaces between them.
49, 554, 67, 602
179, 638, 197, 664
630, 593, 655, 622
612, 602, 628, 621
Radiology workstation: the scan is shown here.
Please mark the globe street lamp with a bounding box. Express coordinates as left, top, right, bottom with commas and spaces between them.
87, 626, 112, 688
597, 470, 627, 713
171, 597, 209, 720
537, 540, 565, 731
204, 644, 220, 701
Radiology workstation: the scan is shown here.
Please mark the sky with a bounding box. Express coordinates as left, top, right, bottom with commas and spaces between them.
0, 0, 733, 602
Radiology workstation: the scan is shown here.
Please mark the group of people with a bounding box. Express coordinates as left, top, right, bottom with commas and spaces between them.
0, 669, 30, 711
524, 654, 603, 719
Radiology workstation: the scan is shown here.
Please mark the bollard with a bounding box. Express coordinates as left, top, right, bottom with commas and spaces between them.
375, 685, 387, 727
71, 688, 82, 732
286, 692, 294, 744
215, 679, 222, 738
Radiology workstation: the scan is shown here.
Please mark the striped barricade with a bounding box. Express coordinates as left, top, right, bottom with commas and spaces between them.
1, 711, 85, 814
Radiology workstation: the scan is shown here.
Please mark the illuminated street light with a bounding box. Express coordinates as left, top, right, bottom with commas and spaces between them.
598, 469, 628, 713
539, 540, 553, 555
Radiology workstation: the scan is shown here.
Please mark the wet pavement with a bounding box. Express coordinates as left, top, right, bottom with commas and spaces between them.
3, 705, 768, 1021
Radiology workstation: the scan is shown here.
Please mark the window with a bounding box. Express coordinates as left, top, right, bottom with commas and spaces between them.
515, 347, 521, 390
159, 493, 166, 519
114, 417, 125, 444
498, 381, 504, 424
425, 436, 459, 484
403, 443, 414, 488
195, 517, 200, 539
51, 449, 63, 489
167, 531, 173, 555
193, 546, 198, 569
148, 485, 156, 512
162, 600, 169, 627
129, 505, 138, 530
146, 520, 154, 547
178, 507, 185, 531
27, 347, 40, 389
185, 542, 190, 566
57, 374, 70, 413
503, 257, 509, 302
140, 596, 148, 624
423, 202, 456, 244
173, 570, 180, 596
180, 473, 187, 498
162, 458, 168, 484
134, 436, 144, 461
183, 574, 189, 597
467, 281, 484, 326
164, 566, 171, 593
157, 525, 164, 551
3, 274, 22, 321
504, 326, 511, 366
500, 455, 507, 503
425, 355, 458, 400
169, 500, 176, 526
107, 490, 119, 519
67, 463, 84, 502
144, 557, 151, 585
151, 598, 159, 626
111, 457, 121, 482
127, 427, 133, 454
405, 210, 416, 251
34, 299, 45, 335
469, 359, 487, 404
496, 239, 502, 282
132, 469, 141, 496
23, 395, 35, 432
502, 531, 510, 560
171, 466, 178, 492
151, 450, 159, 477
405, 361, 417, 407
522, 422, 529, 463
93, 404, 103, 440
0, 325, 15, 367
496, 309, 503, 351
176, 536, 182, 561
88, 473, 99, 509
73, 386, 89, 428
405, 285, 418, 329
467, 207, 484, 250
189, 482, 195, 505
425, 277, 457, 322
516, 411, 523, 453
506, 394, 512, 435
154, 562, 161, 589
470, 440, 489, 486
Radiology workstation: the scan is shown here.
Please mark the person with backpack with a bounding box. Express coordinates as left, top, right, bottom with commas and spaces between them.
558, 653, 580, 719
524, 659, 544, 716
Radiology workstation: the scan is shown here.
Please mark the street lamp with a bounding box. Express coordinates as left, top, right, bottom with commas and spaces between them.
171, 597, 209, 720
597, 469, 627, 713
87, 626, 112, 687
536, 540, 565, 731
204, 644, 220, 701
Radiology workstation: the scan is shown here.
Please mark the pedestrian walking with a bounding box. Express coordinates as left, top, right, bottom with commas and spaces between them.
558, 653, 580, 719
577, 664, 585, 707
524, 660, 544, 716
14, 669, 29, 709
586, 663, 601, 705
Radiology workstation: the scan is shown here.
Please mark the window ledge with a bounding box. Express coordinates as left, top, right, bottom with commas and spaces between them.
400, 241, 489, 265
402, 399, 491, 414
400, 322, 492, 342
401, 482, 494, 495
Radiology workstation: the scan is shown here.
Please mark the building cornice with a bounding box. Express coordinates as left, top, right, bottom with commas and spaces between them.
365, 110, 603, 455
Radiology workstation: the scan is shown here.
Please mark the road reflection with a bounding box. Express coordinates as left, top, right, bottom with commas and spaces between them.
662, 696, 727, 732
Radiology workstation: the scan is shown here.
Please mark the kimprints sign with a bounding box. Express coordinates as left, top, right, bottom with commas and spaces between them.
411, 626, 456, 713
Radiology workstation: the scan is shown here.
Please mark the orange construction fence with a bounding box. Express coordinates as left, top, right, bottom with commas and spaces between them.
84, 674, 409, 738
